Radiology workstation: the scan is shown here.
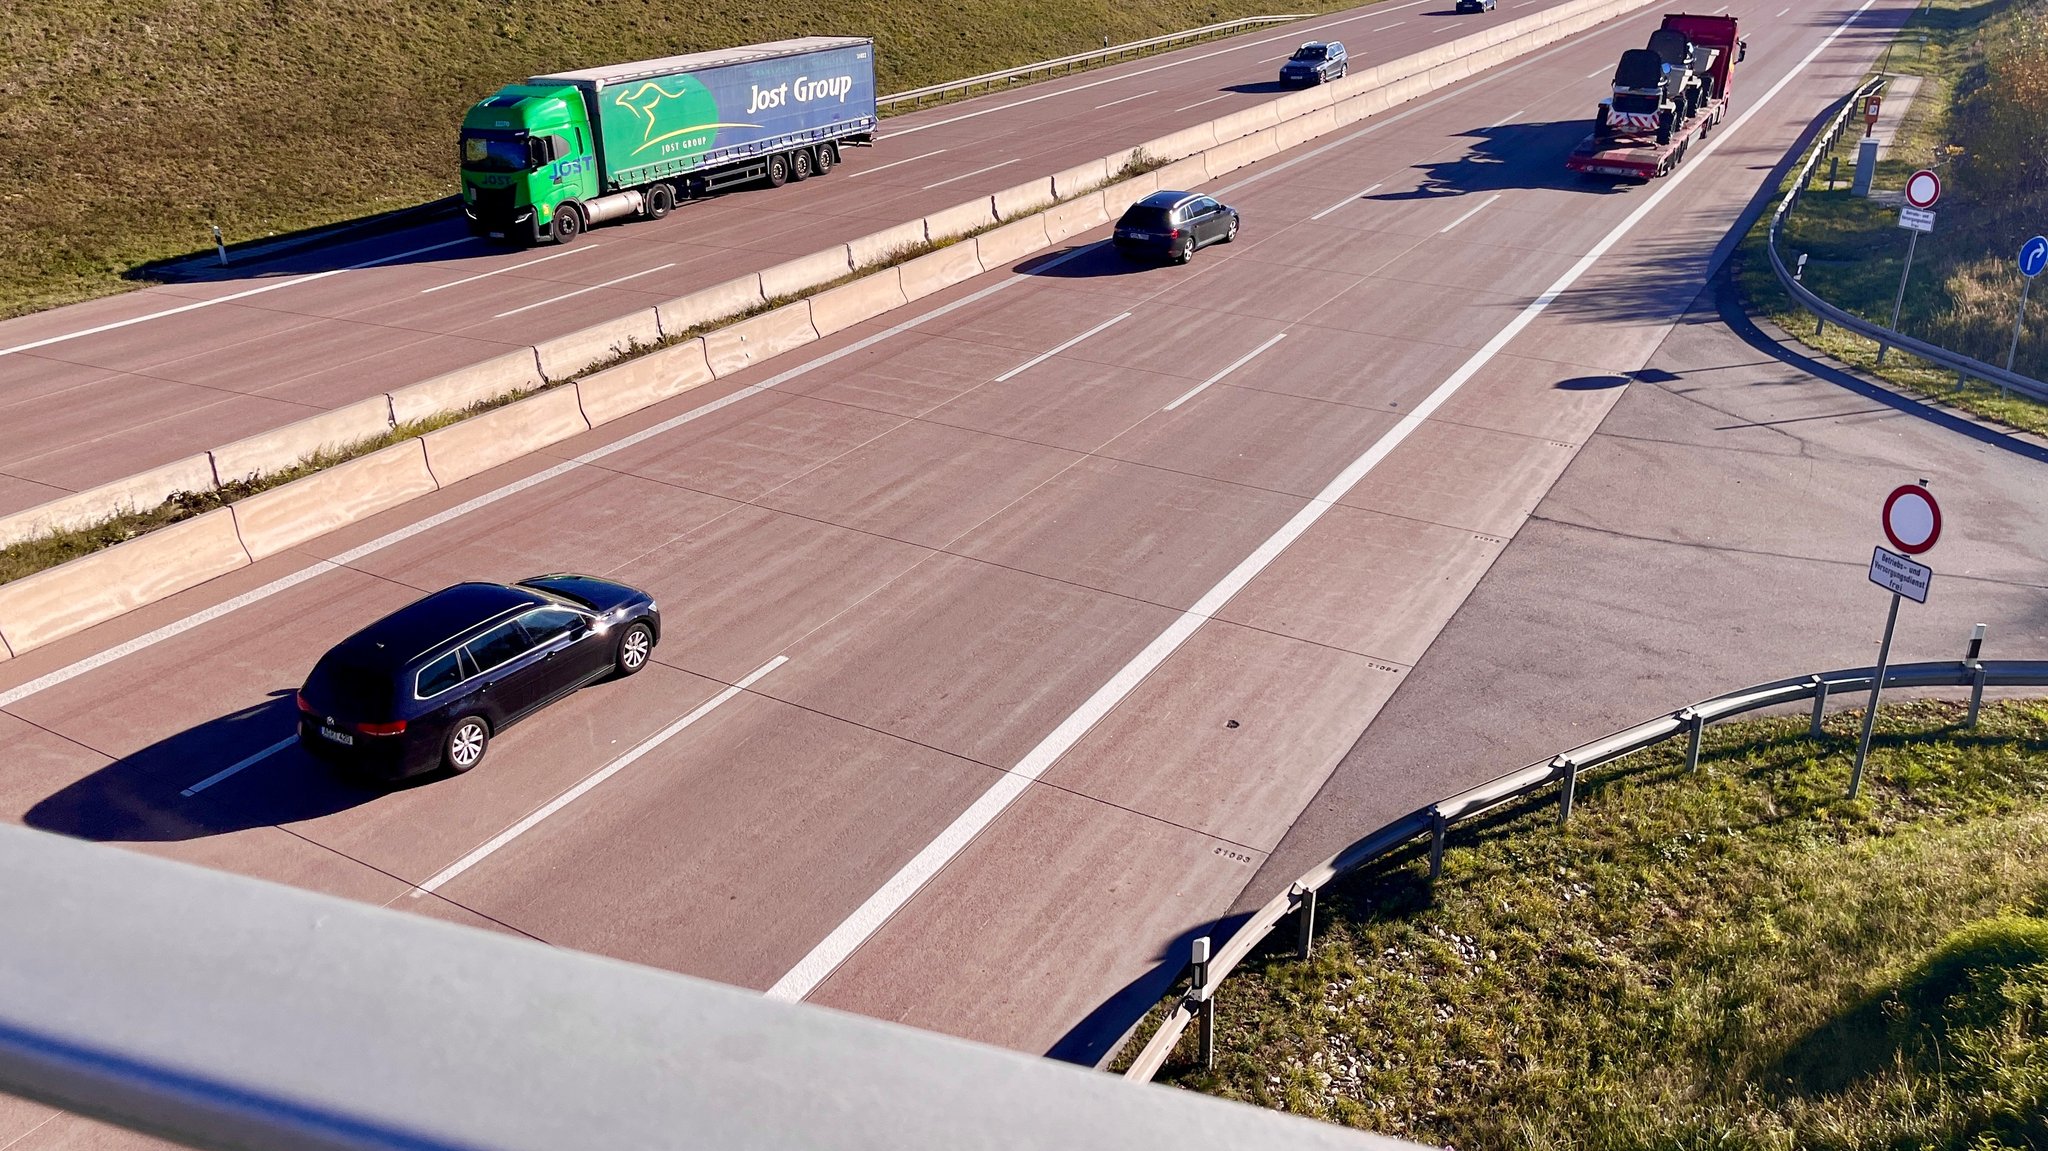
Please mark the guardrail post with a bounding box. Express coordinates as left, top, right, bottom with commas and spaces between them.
1810, 674, 1830, 738
1189, 936, 1214, 1070
1557, 756, 1579, 825
1427, 807, 1449, 881
1293, 883, 1317, 959
1681, 707, 1705, 771
1966, 623, 1987, 727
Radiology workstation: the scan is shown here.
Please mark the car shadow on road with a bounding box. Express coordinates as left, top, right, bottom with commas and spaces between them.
1018, 244, 1167, 279
24, 692, 407, 843
1223, 80, 1298, 94
1371, 119, 1633, 199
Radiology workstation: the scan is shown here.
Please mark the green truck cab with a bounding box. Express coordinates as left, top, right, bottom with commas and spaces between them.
458, 38, 878, 245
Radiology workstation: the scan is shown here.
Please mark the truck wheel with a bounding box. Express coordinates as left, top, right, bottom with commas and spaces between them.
814, 143, 837, 176
645, 184, 675, 220
765, 153, 791, 188
792, 148, 816, 181
552, 203, 583, 244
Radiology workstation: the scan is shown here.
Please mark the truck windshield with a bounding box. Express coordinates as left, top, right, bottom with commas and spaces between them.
461, 134, 530, 173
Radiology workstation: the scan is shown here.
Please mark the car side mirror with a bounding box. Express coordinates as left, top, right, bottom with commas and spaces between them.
1737, 39, 1747, 62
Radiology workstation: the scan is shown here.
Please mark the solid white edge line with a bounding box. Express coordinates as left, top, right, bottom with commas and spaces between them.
181, 736, 298, 797
493, 262, 677, 318
1165, 332, 1287, 409
420, 245, 599, 294
765, 0, 1881, 1005
1310, 182, 1384, 221
846, 148, 948, 179
993, 312, 1133, 381
412, 655, 788, 896
920, 158, 1022, 191
1439, 193, 1503, 233
0, 238, 474, 357
0, 242, 1106, 714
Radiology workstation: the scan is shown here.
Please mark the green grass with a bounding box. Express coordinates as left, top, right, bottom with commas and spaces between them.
1143, 699, 2048, 1149
1735, 0, 2048, 437
2, 0, 1354, 317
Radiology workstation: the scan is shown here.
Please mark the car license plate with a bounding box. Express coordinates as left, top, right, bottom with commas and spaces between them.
488, 231, 505, 239
319, 726, 355, 746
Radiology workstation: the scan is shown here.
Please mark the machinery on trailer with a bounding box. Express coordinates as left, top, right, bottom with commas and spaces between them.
1566, 14, 1744, 179
460, 36, 877, 244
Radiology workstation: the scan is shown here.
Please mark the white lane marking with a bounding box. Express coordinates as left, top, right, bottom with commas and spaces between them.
1174, 94, 1236, 112
491, 263, 676, 319
1439, 193, 1502, 233
766, 0, 1881, 1006
1776, 5, 1790, 13
1372, 21, 1407, 31
411, 656, 786, 896
993, 312, 1132, 381
181, 737, 297, 797
1263, 53, 1294, 63
420, 245, 600, 294
1485, 108, 1526, 129
1310, 182, 1384, 220
846, 148, 948, 179
884, 0, 1434, 138
1588, 66, 1611, 77
0, 238, 473, 358
1094, 89, 1160, 110
1713, 4, 1729, 11
0, 244, 1104, 713
1164, 333, 1287, 410
921, 158, 1021, 190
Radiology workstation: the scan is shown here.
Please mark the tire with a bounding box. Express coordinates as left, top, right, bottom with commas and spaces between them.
765, 152, 791, 187
444, 716, 489, 774
551, 203, 583, 244
815, 142, 837, 176
791, 147, 816, 181
1172, 238, 1194, 265
645, 183, 675, 220
614, 620, 655, 677
1223, 215, 1240, 243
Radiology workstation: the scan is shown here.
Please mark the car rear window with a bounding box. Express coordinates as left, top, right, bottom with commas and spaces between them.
1120, 207, 1174, 230
307, 658, 393, 715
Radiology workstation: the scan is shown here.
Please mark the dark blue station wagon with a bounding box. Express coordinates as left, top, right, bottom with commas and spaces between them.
297, 574, 661, 780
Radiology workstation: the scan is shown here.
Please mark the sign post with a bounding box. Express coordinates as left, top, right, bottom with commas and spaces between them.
2007, 235, 2047, 374
1850, 484, 1942, 798
1879, 171, 1942, 365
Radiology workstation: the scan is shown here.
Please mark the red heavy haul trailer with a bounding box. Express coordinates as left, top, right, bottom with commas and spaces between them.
1567, 13, 1745, 179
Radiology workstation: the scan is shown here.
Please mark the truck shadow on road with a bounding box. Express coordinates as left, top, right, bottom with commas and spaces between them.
1372, 119, 1633, 199
24, 693, 400, 842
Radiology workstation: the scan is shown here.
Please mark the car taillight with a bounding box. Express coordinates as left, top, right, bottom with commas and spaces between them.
356, 719, 407, 736
296, 691, 317, 716
1167, 228, 1182, 239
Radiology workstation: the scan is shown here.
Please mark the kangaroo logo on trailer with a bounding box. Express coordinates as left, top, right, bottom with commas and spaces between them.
611, 79, 755, 157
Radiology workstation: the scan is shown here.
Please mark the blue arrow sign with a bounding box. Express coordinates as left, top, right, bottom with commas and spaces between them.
2021, 235, 2048, 279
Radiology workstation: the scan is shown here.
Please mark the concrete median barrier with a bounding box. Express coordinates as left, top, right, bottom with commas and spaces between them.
808, 269, 910, 337
847, 221, 931, 269
575, 339, 715, 426
992, 178, 1056, 221
973, 216, 1053, 271
1044, 193, 1110, 244
0, 454, 219, 550
702, 301, 820, 378
1145, 123, 1221, 163
1211, 104, 1280, 143
1202, 129, 1282, 179
1051, 159, 1110, 198
1274, 107, 1334, 152
208, 397, 396, 484
0, 508, 250, 657
896, 243, 986, 301
421, 386, 591, 486
1147, 155, 1211, 193
760, 247, 855, 301
923, 199, 998, 242
656, 274, 766, 337
1096, 172, 1161, 215
535, 309, 663, 382
388, 348, 546, 425
231, 440, 438, 563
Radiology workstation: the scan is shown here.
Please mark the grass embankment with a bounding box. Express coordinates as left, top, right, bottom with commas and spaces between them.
1735, 0, 2048, 436
4, 0, 1346, 316
1147, 699, 2048, 1149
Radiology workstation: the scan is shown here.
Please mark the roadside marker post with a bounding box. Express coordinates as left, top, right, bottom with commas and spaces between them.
1878, 170, 1941, 365
1189, 936, 1215, 1069
2006, 235, 2047, 377
1851, 483, 1942, 797
212, 225, 227, 266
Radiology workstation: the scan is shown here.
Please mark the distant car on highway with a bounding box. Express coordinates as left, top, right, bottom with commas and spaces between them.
297, 575, 660, 780
1454, 0, 1497, 11
1279, 41, 1349, 85
1113, 191, 1241, 264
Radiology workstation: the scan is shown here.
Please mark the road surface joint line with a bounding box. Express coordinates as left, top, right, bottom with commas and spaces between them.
180, 735, 298, 797
1165, 333, 1288, 410
409, 655, 788, 896
763, 0, 1881, 1004
493, 263, 677, 319
1440, 193, 1504, 233
420, 245, 601, 294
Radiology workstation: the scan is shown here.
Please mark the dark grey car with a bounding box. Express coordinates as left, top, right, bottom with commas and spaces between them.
1112, 190, 1241, 264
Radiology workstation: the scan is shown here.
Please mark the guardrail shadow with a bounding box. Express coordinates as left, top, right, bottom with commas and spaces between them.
25, 693, 395, 842
1047, 914, 1248, 1067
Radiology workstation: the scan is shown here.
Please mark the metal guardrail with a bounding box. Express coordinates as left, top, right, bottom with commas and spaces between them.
1766, 78, 2048, 403
1123, 656, 2048, 1081
878, 15, 1312, 111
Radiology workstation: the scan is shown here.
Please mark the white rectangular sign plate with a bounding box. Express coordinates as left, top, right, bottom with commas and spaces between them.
1898, 206, 1936, 233
1869, 545, 1932, 603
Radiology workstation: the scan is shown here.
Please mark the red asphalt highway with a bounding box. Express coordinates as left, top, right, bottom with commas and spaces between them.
0, 0, 1591, 519
0, 0, 1926, 1143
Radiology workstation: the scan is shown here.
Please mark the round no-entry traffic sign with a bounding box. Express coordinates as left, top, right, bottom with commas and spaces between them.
1905, 169, 1942, 210
1882, 484, 1941, 554
2020, 235, 2048, 279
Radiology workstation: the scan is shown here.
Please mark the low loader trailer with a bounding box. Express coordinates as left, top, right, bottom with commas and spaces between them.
1567, 13, 1744, 180
460, 36, 877, 244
